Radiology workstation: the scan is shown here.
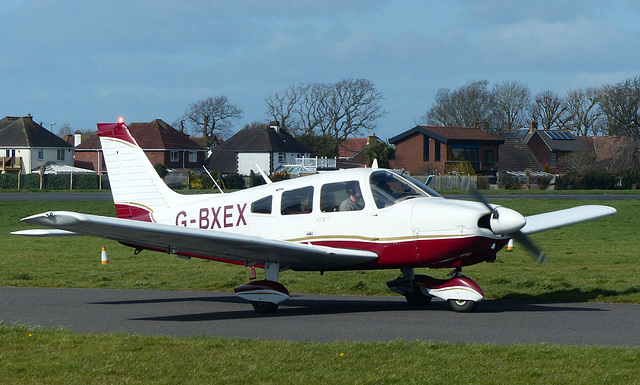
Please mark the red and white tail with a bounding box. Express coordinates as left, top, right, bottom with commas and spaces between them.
97, 121, 185, 221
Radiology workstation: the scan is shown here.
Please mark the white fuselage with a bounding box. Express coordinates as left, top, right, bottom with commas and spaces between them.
133, 168, 506, 269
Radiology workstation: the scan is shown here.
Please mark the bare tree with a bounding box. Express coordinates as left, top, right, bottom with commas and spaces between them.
423, 88, 455, 126
56, 122, 74, 138
297, 82, 331, 136
242, 121, 269, 131
598, 77, 640, 140
423, 80, 495, 129
265, 84, 307, 134
182, 96, 243, 147
492, 80, 531, 134
323, 79, 386, 145
530, 91, 568, 130
598, 77, 640, 164
265, 79, 386, 154
565, 87, 603, 136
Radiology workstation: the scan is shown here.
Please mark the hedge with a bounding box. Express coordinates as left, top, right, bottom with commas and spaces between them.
0, 173, 110, 190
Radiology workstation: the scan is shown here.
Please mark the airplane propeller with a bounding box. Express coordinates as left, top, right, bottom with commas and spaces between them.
470, 188, 547, 264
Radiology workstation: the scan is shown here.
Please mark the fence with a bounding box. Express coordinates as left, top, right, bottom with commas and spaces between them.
413, 175, 478, 190
295, 157, 337, 170
0, 173, 110, 190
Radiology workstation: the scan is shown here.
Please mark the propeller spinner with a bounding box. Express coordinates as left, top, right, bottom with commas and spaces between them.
471, 188, 547, 264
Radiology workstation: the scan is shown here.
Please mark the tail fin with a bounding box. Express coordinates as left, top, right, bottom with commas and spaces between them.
97, 121, 184, 221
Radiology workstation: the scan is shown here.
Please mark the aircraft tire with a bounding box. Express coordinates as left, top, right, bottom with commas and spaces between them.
404, 292, 432, 306
448, 299, 478, 313
251, 301, 279, 314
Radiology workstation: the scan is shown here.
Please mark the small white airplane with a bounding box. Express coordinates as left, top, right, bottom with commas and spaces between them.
14, 120, 617, 313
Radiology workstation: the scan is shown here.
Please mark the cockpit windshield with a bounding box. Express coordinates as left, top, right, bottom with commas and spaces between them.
396, 172, 443, 198
369, 170, 440, 209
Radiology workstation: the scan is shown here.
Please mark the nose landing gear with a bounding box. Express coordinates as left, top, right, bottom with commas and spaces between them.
386, 268, 484, 312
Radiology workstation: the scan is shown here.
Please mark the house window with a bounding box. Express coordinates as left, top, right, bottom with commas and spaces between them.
38, 149, 44, 161
278, 153, 285, 163
551, 153, 557, 168
434, 140, 441, 162
483, 150, 495, 167
422, 136, 429, 162
452, 147, 479, 170
188, 151, 197, 163
56, 149, 65, 161
170, 151, 179, 162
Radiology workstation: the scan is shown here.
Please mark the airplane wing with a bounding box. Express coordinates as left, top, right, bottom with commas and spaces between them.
520, 205, 617, 235
14, 211, 378, 271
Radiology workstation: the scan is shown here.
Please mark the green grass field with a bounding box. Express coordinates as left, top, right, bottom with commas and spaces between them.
1, 323, 639, 385
2, 199, 637, 302
1, 197, 639, 384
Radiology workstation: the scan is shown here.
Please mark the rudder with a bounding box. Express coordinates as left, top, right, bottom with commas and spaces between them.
97, 121, 184, 221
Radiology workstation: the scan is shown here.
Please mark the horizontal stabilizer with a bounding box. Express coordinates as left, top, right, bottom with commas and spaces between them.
12, 229, 79, 237
521, 205, 616, 235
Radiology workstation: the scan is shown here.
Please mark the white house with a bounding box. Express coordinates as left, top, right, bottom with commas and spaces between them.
0, 115, 75, 174
206, 122, 311, 175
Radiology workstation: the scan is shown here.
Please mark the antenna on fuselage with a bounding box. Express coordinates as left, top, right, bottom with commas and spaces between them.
202, 166, 225, 194
255, 164, 273, 184
371, 159, 379, 169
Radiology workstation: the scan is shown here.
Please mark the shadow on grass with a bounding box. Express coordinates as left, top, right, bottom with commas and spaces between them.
499, 287, 640, 302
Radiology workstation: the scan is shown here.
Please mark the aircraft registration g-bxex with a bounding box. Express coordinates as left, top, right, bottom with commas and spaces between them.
14, 120, 617, 313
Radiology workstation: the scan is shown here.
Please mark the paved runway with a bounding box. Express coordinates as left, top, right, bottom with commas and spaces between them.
1, 286, 639, 346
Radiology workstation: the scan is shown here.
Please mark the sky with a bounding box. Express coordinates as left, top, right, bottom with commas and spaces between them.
2, 0, 640, 140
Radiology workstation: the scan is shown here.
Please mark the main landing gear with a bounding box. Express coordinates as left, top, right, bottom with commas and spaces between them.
233, 262, 289, 314
233, 264, 484, 314
386, 268, 484, 313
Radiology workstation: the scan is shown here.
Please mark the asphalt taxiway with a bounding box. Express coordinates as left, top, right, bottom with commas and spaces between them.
1, 286, 638, 346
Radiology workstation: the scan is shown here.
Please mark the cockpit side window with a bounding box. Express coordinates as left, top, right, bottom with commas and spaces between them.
370, 171, 429, 209
320, 181, 364, 212
251, 195, 272, 214
281, 186, 314, 215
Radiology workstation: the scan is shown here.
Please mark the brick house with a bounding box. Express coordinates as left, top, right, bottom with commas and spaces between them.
74, 119, 206, 172
498, 129, 543, 173
389, 125, 504, 175
524, 129, 588, 172
337, 134, 383, 168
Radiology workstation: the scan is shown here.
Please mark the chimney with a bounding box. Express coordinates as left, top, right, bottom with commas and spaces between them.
74, 130, 82, 147
528, 121, 538, 133
269, 120, 280, 133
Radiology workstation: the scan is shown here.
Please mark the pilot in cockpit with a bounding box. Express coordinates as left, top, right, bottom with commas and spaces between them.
339, 181, 363, 211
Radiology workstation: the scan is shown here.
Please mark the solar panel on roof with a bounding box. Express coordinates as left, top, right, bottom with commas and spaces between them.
545, 131, 574, 140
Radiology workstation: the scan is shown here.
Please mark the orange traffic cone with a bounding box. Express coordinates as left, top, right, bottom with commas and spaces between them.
101, 246, 109, 265
507, 239, 514, 252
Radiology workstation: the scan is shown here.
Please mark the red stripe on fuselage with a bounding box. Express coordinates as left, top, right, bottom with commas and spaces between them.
120, 236, 506, 271
114, 204, 153, 222
310, 236, 508, 269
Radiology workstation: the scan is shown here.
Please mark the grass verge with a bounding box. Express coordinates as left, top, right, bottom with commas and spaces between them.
1, 323, 639, 385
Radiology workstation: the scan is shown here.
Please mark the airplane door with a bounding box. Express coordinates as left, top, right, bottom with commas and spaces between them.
314, 180, 378, 249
